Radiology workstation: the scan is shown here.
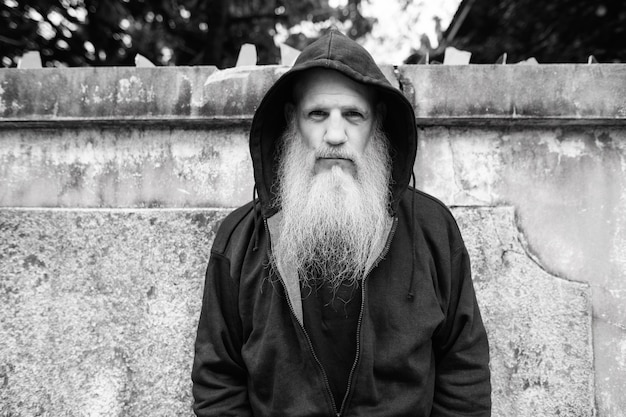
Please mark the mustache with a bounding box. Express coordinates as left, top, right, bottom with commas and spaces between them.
315, 147, 356, 162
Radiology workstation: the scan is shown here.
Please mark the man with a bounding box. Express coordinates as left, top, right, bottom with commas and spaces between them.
192, 30, 491, 416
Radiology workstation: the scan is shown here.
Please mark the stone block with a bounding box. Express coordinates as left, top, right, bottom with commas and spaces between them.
0, 66, 217, 122
0, 127, 253, 208
201, 65, 289, 117
398, 64, 626, 123
454, 207, 594, 416
416, 126, 626, 413
0, 207, 594, 416
200, 64, 398, 117
14, 65, 626, 127
593, 319, 626, 417
0, 208, 229, 416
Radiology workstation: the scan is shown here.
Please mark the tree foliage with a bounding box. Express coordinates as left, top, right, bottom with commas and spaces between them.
0, 0, 373, 68
446, 0, 626, 63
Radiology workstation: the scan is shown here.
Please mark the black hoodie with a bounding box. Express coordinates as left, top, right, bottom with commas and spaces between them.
192, 31, 491, 416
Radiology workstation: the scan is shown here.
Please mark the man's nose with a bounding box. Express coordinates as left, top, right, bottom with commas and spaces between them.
323, 113, 348, 145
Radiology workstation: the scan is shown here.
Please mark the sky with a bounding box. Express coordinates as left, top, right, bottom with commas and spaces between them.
337, 0, 462, 64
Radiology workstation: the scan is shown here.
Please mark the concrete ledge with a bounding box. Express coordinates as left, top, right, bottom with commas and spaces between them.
0, 66, 217, 123
399, 65, 626, 125
1, 64, 625, 127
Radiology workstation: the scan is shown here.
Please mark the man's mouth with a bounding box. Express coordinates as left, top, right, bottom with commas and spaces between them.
317, 156, 353, 162
314, 157, 356, 175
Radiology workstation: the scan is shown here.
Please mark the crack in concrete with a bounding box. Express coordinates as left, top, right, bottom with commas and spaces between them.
446, 133, 469, 202
511, 209, 590, 285
594, 314, 626, 332
452, 205, 590, 286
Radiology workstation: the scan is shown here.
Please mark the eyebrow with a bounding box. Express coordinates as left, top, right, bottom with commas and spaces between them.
301, 102, 371, 113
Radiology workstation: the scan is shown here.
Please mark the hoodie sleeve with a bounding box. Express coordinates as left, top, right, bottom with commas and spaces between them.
431, 244, 491, 417
191, 252, 252, 417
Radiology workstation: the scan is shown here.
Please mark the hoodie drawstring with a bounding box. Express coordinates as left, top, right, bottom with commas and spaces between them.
251, 185, 261, 251
407, 172, 417, 301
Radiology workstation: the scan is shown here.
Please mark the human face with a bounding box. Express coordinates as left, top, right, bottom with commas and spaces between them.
274, 107, 392, 288
287, 69, 377, 177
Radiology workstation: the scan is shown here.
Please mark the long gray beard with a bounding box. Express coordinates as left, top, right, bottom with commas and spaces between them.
272, 117, 392, 292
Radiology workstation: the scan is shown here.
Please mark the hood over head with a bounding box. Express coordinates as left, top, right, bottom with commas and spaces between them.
250, 30, 417, 218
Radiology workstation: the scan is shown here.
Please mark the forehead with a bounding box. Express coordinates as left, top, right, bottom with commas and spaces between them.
293, 69, 376, 107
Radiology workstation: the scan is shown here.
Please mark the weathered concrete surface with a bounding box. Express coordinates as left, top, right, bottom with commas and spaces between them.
0, 207, 593, 416
456, 207, 593, 416
399, 64, 626, 124
2, 123, 620, 415
415, 125, 626, 415
201, 66, 288, 117
0, 127, 252, 208
0, 65, 398, 126
201, 64, 399, 117
2, 64, 625, 415
0, 66, 217, 122
0, 208, 229, 416
3, 65, 624, 125
593, 319, 626, 417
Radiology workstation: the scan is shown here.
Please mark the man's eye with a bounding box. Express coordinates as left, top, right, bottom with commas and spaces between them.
345, 111, 364, 119
308, 110, 327, 119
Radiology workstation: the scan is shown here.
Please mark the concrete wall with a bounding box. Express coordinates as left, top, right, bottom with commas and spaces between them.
1, 64, 625, 416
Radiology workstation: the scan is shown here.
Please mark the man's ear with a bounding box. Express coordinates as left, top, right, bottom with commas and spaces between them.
376, 102, 387, 121
284, 102, 295, 121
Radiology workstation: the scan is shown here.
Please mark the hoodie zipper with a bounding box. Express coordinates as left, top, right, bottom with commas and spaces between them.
264, 217, 398, 416
336, 217, 398, 416
263, 217, 398, 417
264, 219, 340, 415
